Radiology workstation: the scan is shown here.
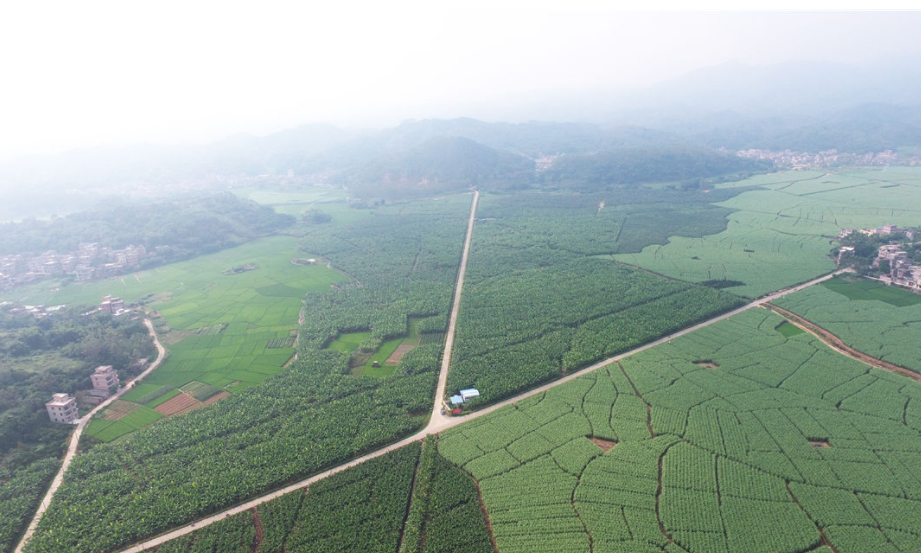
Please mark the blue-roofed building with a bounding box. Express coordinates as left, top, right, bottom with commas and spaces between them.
450, 394, 464, 405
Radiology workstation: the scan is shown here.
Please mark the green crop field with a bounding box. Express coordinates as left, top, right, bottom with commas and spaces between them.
157, 444, 422, 553
22, 177, 921, 552
85, 405, 164, 442
615, 169, 921, 298
326, 331, 372, 352
821, 277, 921, 306
154, 437, 493, 553
774, 321, 805, 337
776, 276, 921, 374
449, 192, 744, 405
26, 194, 473, 553
232, 187, 347, 215
439, 308, 921, 553
4, 235, 347, 441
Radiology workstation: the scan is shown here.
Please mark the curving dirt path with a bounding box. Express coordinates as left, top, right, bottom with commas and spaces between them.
15, 318, 167, 553
114, 264, 851, 553
767, 303, 921, 384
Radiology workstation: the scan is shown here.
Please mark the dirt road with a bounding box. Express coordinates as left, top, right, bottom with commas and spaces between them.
115, 267, 853, 553
15, 319, 167, 553
428, 190, 479, 433
768, 303, 921, 384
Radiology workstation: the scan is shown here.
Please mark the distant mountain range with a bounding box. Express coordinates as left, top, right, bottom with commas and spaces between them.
3, 57, 921, 208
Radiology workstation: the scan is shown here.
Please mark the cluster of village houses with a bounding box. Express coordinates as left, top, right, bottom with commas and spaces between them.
6, 294, 130, 320
22, 293, 137, 424
0, 242, 147, 291
45, 365, 121, 424
736, 148, 910, 169
839, 224, 921, 290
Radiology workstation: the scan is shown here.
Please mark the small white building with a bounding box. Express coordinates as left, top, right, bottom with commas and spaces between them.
90, 365, 120, 395
460, 388, 480, 401
46, 393, 79, 424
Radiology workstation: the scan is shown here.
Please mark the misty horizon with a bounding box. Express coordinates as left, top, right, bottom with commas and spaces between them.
3, 7, 921, 160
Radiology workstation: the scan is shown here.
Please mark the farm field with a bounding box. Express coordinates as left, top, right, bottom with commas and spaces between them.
232, 187, 348, 217
24, 195, 473, 553
327, 317, 424, 378
439, 308, 921, 553
24, 178, 921, 552
614, 168, 921, 298
27, 235, 348, 442
153, 439, 493, 553
449, 191, 745, 405
775, 276, 921, 374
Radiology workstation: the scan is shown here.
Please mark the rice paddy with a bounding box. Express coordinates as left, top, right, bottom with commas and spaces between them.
39, 235, 349, 442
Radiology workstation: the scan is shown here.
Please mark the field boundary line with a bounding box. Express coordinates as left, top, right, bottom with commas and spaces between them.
15, 318, 167, 553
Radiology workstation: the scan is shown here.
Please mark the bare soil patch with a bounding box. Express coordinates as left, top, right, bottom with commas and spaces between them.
590, 437, 618, 452
161, 329, 194, 345
384, 343, 416, 366
251, 508, 264, 553
694, 360, 720, 369
154, 392, 203, 416
103, 400, 140, 421
471, 475, 499, 553
810, 440, 832, 449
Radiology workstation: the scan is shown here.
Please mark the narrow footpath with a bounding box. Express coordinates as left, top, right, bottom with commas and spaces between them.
115, 264, 850, 552
15, 319, 167, 553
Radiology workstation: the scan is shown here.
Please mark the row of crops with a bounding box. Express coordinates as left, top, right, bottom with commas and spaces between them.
154, 439, 494, 553
399, 437, 493, 553
0, 459, 59, 553
152, 444, 417, 553
775, 276, 921, 375
24, 197, 473, 553
439, 309, 921, 553
449, 192, 744, 404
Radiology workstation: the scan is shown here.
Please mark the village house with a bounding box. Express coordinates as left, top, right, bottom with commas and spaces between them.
875, 242, 921, 291
90, 365, 120, 395
46, 393, 79, 424
100, 295, 126, 314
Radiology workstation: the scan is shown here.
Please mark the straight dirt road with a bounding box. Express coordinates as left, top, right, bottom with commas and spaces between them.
428, 189, 479, 433
117, 190, 482, 553
15, 319, 167, 553
115, 263, 851, 552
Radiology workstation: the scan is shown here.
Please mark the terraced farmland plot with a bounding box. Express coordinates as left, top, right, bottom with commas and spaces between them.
615, 168, 921, 298
775, 276, 921, 374
440, 308, 921, 553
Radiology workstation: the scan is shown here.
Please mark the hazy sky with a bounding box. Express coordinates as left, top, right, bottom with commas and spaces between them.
1, 3, 920, 158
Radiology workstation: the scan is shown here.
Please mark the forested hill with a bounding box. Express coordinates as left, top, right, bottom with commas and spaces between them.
346, 136, 536, 197
0, 193, 294, 256
540, 145, 773, 190
762, 103, 921, 153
